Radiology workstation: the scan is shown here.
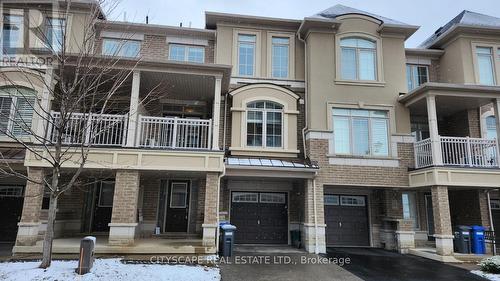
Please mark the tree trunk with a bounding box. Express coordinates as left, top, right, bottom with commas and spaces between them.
39, 193, 58, 268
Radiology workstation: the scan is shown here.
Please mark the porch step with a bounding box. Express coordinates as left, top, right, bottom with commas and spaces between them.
409, 248, 463, 263
453, 253, 492, 263
154, 234, 202, 239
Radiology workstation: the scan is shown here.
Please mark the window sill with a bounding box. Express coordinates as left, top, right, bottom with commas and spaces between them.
334, 79, 386, 87
230, 147, 299, 158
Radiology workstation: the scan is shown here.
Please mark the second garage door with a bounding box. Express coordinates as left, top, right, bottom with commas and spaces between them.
324, 194, 370, 246
230, 192, 288, 244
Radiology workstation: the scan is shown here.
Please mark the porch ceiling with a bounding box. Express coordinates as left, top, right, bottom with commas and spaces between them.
399, 83, 500, 117
140, 71, 216, 102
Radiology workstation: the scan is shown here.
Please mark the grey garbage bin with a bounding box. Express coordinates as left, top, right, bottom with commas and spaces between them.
220, 224, 237, 257
454, 225, 471, 254
76, 236, 96, 275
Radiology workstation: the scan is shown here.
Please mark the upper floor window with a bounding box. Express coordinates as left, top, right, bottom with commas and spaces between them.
238, 34, 256, 76
332, 108, 389, 156
486, 115, 497, 140
2, 14, 24, 55
102, 38, 141, 58
168, 44, 205, 63
406, 65, 428, 91
46, 18, 65, 52
271, 37, 289, 78
340, 37, 377, 81
247, 101, 283, 148
476, 47, 496, 85
0, 87, 36, 137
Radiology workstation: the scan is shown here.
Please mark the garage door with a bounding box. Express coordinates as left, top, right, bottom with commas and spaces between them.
0, 186, 24, 242
490, 199, 500, 245
324, 195, 370, 246
230, 192, 288, 244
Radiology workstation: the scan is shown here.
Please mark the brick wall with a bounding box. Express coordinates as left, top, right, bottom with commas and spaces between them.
439, 108, 481, 138
19, 168, 45, 223
431, 186, 452, 235
111, 170, 140, 224
203, 173, 219, 225
449, 190, 490, 228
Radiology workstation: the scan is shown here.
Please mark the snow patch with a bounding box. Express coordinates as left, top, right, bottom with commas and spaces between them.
472, 270, 500, 281
0, 258, 220, 281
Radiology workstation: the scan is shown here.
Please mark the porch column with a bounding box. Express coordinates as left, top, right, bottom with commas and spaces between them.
426, 95, 443, 166
431, 185, 453, 255
211, 77, 222, 150
125, 71, 140, 147
108, 170, 140, 245
202, 172, 219, 248
35, 68, 54, 142
16, 168, 45, 246
303, 178, 326, 254
493, 98, 500, 167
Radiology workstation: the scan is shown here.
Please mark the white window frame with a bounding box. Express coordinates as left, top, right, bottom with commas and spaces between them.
169, 182, 188, 208
402, 192, 420, 229
232, 192, 258, 203
324, 195, 340, 206
267, 32, 295, 79
46, 17, 66, 53
340, 37, 377, 81
340, 195, 366, 206
1, 12, 25, 54
168, 44, 205, 63
406, 64, 429, 91
233, 30, 261, 78
0, 88, 36, 137
332, 108, 390, 157
102, 38, 141, 58
259, 193, 286, 204
246, 101, 284, 148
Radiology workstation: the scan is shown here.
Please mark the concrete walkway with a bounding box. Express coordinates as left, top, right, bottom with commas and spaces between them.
220, 247, 362, 281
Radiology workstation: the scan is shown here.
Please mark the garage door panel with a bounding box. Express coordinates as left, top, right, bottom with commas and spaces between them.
324, 195, 370, 247
231, 192, 288, 244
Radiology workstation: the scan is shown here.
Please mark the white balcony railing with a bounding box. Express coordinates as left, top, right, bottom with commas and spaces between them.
50, 112, 128, 146
138, 116, 212, 150
414, 136, 499, 169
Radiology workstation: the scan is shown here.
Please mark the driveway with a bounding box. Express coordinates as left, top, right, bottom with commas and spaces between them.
220, 247, 362, 281
327, 248, 487, 281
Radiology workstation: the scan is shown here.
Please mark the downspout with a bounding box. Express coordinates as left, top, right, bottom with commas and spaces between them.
313, 177, 319, 254
297, 28, 309, 159
215, 165, 226, 255
223, 92, 228, 150
487, 190, 496, 255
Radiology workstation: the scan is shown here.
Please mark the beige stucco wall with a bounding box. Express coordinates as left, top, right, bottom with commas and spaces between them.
305, 16, 411, 134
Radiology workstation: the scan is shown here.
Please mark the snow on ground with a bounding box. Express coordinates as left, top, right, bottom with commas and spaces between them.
472, 270, 500, 281
0, 258, 220, 281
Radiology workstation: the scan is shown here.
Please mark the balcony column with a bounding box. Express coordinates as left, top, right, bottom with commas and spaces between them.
15, 168, 45, 246
493, 98, 500, 167
108, 170, 140, 245
211, 77, 222, 150
431, 185, 454, 256
35, 68, 54, 143
126, 71, 141, 147
426, 95, 443, 166
303, 178, 326, 254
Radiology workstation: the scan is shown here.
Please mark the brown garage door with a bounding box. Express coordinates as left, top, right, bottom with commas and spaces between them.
230, 192, 288, 244
324, 194, 370, 246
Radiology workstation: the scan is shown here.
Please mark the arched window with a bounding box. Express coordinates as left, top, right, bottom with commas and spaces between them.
486, 115, 497, 140
246, 101, 283, 148
0, 87, 36, 136
340, 37, 377, 81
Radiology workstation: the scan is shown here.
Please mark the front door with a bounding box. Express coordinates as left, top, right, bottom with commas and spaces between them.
0, 186, 24, 241
324, 195, 370, 246
165, 181, 190, 232
92, 181, 115, 232
425, 194, 435, 240
230, 192, 288, 244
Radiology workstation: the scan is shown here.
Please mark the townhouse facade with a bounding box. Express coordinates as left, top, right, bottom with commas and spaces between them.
1, 1, 500, 260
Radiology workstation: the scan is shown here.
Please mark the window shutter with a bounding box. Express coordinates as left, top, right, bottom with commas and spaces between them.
0, 97, 13, 134
12, 97, 35, 136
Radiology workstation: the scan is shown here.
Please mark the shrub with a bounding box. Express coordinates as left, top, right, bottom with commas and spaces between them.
479, 256, 500, 274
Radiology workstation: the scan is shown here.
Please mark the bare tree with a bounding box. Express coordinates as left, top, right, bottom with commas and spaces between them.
0, 0, 164, 268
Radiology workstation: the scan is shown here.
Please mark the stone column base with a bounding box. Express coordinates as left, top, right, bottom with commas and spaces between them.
108, 223, 137, 246
202, 224, 217, 247
302, 223, 326, 254
396, 231, 415, 254
15, 222, 41, 246
434, 234, 454, 256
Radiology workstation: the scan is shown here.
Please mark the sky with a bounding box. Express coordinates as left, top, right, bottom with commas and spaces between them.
107, 0, 500, 48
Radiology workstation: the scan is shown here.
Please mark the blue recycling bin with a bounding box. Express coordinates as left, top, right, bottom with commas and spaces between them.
470, 225, 486, 254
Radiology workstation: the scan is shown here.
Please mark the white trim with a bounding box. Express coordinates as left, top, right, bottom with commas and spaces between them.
230, 77, 305, 88
169, 182, 188, 209
328, 157, 399, 167
266, 32, 295, 80
305, 131, 333, 140
232, 29, 261, 77
101, 31, 144, 41
406, 57, 432, 65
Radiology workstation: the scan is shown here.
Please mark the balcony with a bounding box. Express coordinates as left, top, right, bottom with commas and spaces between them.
50, 112, 213, 150
414, 136, 498, 169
